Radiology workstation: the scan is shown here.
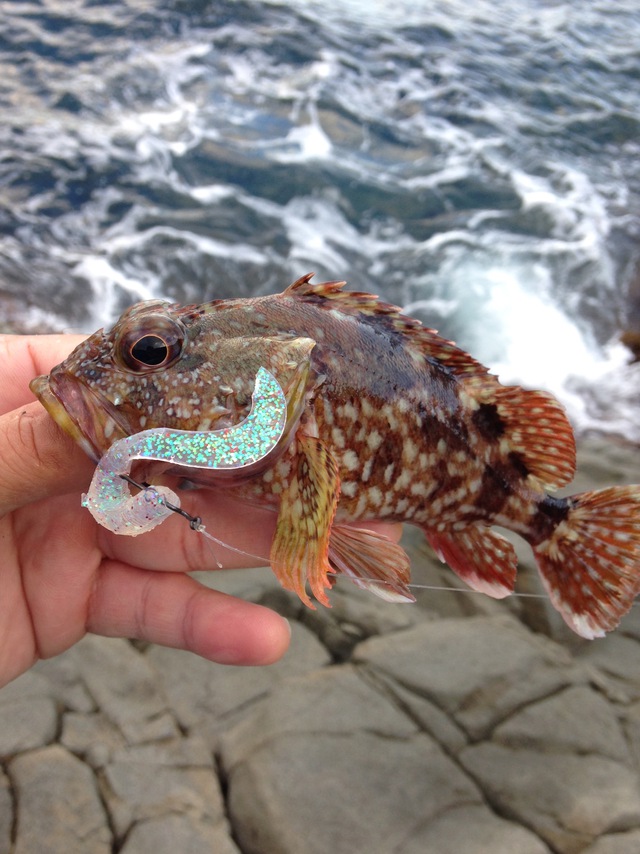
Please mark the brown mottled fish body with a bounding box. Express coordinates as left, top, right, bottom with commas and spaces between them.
31, 275, 640, 639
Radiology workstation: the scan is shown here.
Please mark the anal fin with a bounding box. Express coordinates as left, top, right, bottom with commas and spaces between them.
270, 435, 340, 608
425, 524, 517, 599
329, 525, 415, 604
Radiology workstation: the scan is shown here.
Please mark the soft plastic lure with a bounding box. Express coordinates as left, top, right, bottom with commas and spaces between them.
82, 367, 287, 535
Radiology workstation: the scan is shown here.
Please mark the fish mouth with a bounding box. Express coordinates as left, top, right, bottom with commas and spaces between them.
30, 371, 129, 463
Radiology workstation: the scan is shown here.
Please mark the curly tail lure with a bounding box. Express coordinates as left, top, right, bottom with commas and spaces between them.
82, 367, 287, 536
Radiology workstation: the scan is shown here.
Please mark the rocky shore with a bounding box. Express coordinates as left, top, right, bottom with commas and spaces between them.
1, 436, 640, 853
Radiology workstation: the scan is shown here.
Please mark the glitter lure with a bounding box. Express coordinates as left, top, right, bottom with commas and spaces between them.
81, 367, 287, 535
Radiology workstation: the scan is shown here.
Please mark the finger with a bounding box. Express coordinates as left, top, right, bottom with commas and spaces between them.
0, 334, 86, 413
88, 560, 292, 665
0, 401, 95, 514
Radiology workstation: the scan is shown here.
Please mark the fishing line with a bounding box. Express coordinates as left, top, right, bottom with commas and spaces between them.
364, 581, 549, 599
120, 474, 270, 567
121, 475, 639, 607
123, 474, 552, 601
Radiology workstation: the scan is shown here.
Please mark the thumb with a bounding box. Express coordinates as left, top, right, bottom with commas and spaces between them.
0, 401, 95, 514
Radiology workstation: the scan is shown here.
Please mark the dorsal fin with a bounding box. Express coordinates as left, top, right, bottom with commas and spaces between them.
284, 273, 387, 315
468, 379, 577, 490
284, 274, 490, 379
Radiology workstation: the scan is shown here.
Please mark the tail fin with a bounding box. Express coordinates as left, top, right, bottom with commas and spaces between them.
533, 486, 640, 638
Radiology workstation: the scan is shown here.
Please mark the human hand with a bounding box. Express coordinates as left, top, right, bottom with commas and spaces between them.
0, 334, 292, 688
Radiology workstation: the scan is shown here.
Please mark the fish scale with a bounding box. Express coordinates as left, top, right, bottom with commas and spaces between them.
30, 273, 640, 639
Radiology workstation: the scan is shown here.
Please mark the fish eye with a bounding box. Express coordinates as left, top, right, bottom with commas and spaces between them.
115, 315, 185, 373
130, 334, 171, 366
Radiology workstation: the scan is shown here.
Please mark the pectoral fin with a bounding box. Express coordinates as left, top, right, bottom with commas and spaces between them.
270, 435, 340, 607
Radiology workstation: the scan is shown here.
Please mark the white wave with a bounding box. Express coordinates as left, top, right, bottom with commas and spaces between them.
101, 225, 268, 265
482, 266, 605, 391
72, 257, 158, 329
270, 121, 333, 163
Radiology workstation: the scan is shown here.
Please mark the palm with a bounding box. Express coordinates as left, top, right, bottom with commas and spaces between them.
0, 334, 290, 688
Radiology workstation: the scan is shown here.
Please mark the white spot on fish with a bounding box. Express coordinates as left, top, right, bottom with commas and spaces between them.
361, 458, 374, 482
342, 450, 360, 471
355, 493, 369, 516
340, 402, 359, 422
332, 427, 346, 449
394, 470, 411, 491
404, 439, 418, 464
382, 404, 398, 430
361, 399, 374, 418
323, 397, 335, 426
367, 431, 383, 452
341, 481, 358, 498
410, 482, 429, 497
395, 497, 409, 514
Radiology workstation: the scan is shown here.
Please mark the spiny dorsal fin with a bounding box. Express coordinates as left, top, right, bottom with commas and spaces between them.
284, 274, 386, 315
284, 274, 490, 379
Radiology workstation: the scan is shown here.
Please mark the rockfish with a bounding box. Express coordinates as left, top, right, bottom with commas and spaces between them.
31, 275, 640, 638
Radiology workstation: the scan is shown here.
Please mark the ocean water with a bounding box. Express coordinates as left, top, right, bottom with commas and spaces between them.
1, 0, 639, 439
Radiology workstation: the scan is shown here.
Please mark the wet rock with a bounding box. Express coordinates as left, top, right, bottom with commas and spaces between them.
621, 700, 640, 771
368, 677, 469, 754
60, 711, 126, 769
399, 804, 551, 854
577, 634, 640, 702
71, 636, 179, 744
298, 583, 417, 659
0, 671, 58, 758
460, 743, 640, 854
32, 652, 95, 713
572, 437, 640, 492
120, 815, 241, 854
354, 615, 576, 738
146, 620, 330, 745
101, 737, 224, 841
618, 601, 640, 643
221, 664, 482, 853
582, 829, 640, 854
220, 664, 417, 768
492, 684, 628, 761
0, 769, 12, 853
227, 731, 480, 854
9, 745, 111, 854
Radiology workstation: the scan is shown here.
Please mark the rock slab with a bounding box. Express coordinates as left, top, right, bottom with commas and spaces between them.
9, 745, 111, 854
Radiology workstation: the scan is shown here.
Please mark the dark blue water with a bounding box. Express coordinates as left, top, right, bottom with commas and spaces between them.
1, 0, 640, 437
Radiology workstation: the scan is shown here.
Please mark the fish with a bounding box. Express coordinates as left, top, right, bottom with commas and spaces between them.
30, 273, 640, 639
